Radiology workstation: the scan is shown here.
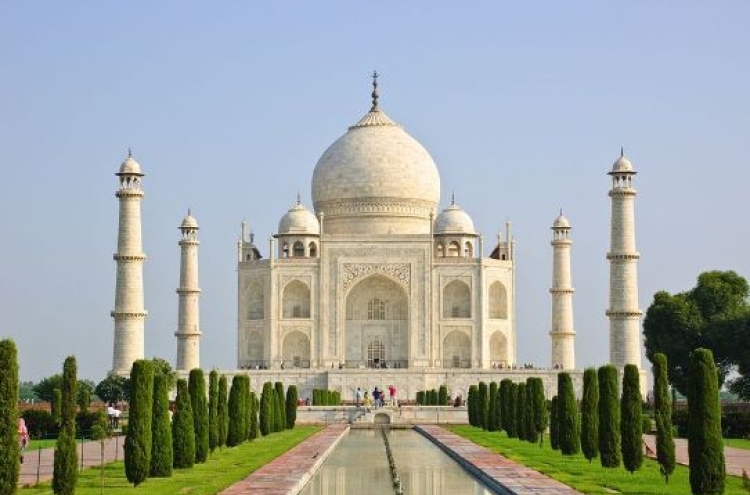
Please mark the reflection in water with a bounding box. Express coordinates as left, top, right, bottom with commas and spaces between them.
298, 429, 495, 495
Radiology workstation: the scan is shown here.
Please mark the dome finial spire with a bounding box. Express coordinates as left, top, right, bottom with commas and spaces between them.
296, 191, 301, 206
620, 146, 624, 158
451, 191, 455, 206
370, 70, 380, 111
127, 147, 132, 158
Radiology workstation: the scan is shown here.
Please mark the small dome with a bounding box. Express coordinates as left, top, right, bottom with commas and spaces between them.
180, 212, 198, 230
117, 154, 143, 176
552, 214, 570, 229
278, 203, 320, 235
434, 203, 475, 235
611, 150, 634, 173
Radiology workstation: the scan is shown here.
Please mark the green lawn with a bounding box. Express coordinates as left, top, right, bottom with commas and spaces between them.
447, 425, 748, 495
723, 438, 750, 451
22, 426, 320, 495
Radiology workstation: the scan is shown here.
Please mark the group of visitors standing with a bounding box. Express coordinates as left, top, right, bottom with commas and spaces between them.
354, 385, 397, 411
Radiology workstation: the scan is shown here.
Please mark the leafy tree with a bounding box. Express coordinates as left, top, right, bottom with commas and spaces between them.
528, 378, 548, 446
249, 392, 260, 439
33, 374, 63, 403
467, 385, 478, 427
259, 382, 274, 436
477, 382, 489, 430
688, 349, 725, 495
95, 373, 128, 406
286, 385, 298, 429
217, 375, 228, 448
652, 353, 675, 483
0, 340, 20, 495
644, 271, 749, 396
76, 380, 94, 413
53, 356, 78, 495
150, 373, 172, 478
506, 382, 518, 438
598, 365, 621, 467
124, 360, 153, 487
226, 376, 242, 447
172, 379, 195, 469
515, 383, 527, 440
550, 395, 559, 450
557, 372, 579, 455
487, 382, 499, 431
621, 364, 643, 473
188, 369, 209, 463
274, 382, 286, 432
51, 389, 62, 425
208, 371, 219, 454
580, 368, 599, 462
148, 358, 177, 389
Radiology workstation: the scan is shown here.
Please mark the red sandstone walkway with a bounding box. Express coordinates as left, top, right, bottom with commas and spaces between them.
417, 425, 584, 495
642, 434, 750, 477
19, 435, 125, 487
219, 424, 349, 495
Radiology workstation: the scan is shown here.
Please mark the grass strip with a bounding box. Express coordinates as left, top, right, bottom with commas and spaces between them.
22, 426, 320, 495
447, 425, 748, 495
723, 438, 750, 451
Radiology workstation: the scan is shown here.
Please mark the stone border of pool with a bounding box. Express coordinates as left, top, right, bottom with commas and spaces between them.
219, 424, 349, 495
415, 425, 585, 495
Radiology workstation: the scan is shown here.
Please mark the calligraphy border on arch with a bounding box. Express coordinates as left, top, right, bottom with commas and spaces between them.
341, 263, 411, 293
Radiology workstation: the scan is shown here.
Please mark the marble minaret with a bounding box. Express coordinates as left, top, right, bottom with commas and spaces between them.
175, 211, 202, 371
550, 212, 576, 370
607, 149, 642, 369
111, 151, 147, 374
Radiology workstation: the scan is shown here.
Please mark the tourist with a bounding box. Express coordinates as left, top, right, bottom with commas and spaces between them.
363, 391, 372, 412
18, 418, 29, 463
388, 385, 396, 406
373, 387, 381, 408
355, 387, 363, 407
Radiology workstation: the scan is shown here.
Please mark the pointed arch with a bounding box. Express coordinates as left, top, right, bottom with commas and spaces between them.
282, 331, 310, 368
282, 280, 310, 318
443, 280, 471, 318
488, 281, 508, 319
443, 330, 470, 368
292, 241, 304, 257
489, 331, 508, 366
247, 281, 264, 320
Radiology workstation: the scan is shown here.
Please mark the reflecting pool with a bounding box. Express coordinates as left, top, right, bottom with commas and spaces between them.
298, 428, 495, 495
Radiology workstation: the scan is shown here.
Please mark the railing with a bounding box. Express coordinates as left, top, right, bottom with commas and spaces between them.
343, 360, 409, 370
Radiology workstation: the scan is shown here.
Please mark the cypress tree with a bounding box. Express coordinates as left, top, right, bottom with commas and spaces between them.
653, 353, 675, 483
225, 376, 242, 447
467, 385, 478, 427
172, 379, 195, 469
274, 382, 286, 431
581, 368, 599, 462
208, 370, 219, 454
499, 379, 512, 434
150, 373, 173, 477
550, 396, 560, 450
598, 365, 621, 467
478, 382, 489, 429
494, 384, 503, 433
506, 382, 518, 438
53, 356, 78, 495
286, 385, 298, 429
259, 382, 274, 436
529, 378, 548, 446
217, 375, 228, 448
487, 382, 499, 431
557, 372, 579, 455
237, 377, 248, 442
516, 383, 527, 441
124, 359, 153, 487
0, 340, 20, 495
621, 364, 643, 473
189, 369, 209, 463
51, 389, 62, 426
523, 379, 535, 442
688, 348, 725, 495
438, 385, 448, 406
250, 392, 260, 439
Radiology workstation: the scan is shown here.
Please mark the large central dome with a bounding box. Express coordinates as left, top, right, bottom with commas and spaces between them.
311, 95, 441, 235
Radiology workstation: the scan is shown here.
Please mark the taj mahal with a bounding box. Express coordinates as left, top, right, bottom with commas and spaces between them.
110, 75, 643, 399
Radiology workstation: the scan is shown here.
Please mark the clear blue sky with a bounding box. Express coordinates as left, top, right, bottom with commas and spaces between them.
1, 2, 748, 382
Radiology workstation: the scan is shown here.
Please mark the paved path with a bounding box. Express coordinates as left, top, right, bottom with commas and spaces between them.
219, 424, 349, 495
417, 425, 584, 495
643, 434, 750, 477
19, 436, 125, 487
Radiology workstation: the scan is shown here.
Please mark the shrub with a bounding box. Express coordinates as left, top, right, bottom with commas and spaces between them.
75, 410, 102, 438
581, 368, 599, 462
416, 391, 425, 406
217, 375, 228, 448
274, 382, 286, 432
259, 382, 274, 436
0, 340, 20, 495
208, 371, 219, 454
688, 348, 725, 495
557, 372, 579, 455
550, 396, 559, 450
172, 379, 195, 469
286, 385, 298, 429
22, 409, 58, 439
53, 356, 78, 495
598, 365, 621, 467
189, 369, 209, 464
438, 385, 448, 406
488, 382, 499, 431
124, 360, 153, 487
621, 364, 643, 473
150, 373, 173, 477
